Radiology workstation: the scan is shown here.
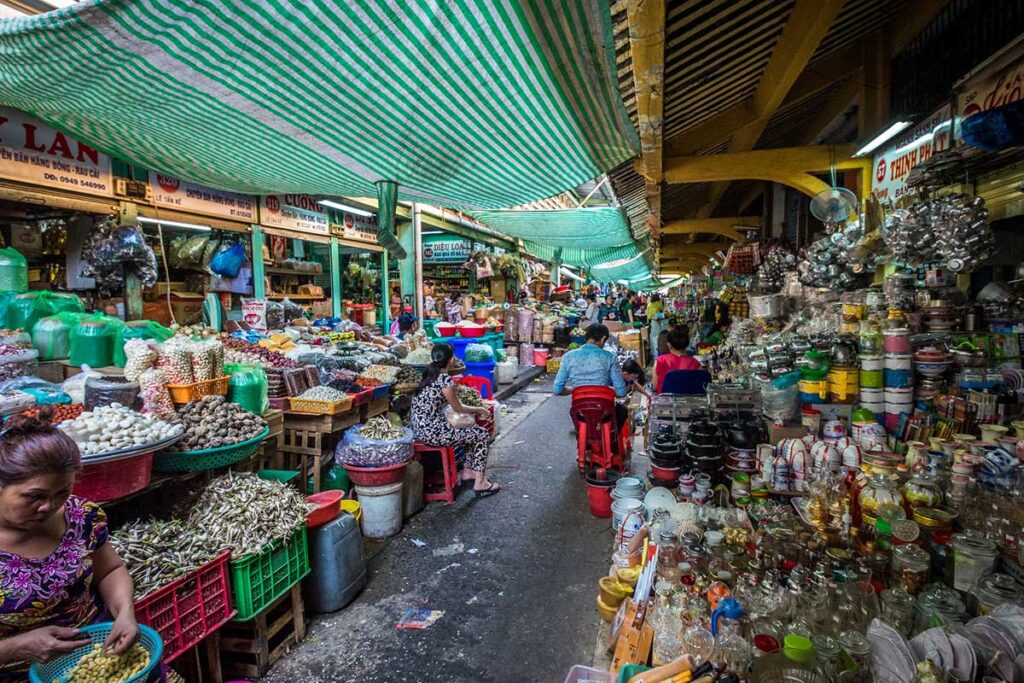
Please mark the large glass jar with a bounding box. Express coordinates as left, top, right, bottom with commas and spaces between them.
949, 532, 998, 592
974, 573, 1023, 615
880, 587, 916, 637
891, 544, 930, 595
902, 472, 943, 509
913, 585, 966, 634
858, 474, 903, 536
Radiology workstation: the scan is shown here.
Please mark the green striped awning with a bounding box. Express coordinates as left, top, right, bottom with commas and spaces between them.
523, 237, 650, 269
470, 207, 633, 249
0, 1, 637, 209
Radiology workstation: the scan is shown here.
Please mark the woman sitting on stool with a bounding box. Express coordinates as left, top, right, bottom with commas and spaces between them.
410, 344, 501, 498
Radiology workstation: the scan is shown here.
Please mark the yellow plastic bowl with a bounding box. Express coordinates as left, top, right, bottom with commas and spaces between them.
596, 595, 619, 622
617, 566, 641, 587
340, 499, 362, 523
598, 576, 629, 606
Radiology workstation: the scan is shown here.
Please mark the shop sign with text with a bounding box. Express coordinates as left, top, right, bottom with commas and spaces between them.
330, 211, 378, 243
260, 194, 328, 234
423, 235, 471, 264
0, 107, 113, 197
871, 104, 952, 203
150, 172, 256, 221
957, 52, 1024, 126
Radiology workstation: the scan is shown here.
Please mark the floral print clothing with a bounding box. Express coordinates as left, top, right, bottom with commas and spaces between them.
0, 497, 108, 680
410, 373, 490, 471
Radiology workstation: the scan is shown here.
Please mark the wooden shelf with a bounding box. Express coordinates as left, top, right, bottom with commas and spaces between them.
266, 293, 325, 301
266, 267, 322, 277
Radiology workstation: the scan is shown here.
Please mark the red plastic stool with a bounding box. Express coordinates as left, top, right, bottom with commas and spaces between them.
413, 442, 460, 504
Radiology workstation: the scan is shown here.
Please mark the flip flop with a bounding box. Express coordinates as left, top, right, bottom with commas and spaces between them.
474, 483, 501, 498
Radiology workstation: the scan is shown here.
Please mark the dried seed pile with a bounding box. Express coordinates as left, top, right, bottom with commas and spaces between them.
358, 416, 405, 441
393, 366, 422, 384
298, 386, 348, 401
361, 364, 401, 383
176, 396, 266, 451
185, 472, 313, 557
109, 519, 216, 599
68, 643, 149, 683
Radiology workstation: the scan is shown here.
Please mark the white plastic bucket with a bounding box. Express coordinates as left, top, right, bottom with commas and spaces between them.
354, 482, 404, 538
496, 360, 517, 384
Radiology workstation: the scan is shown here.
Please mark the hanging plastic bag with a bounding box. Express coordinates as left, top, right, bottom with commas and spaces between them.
113, 320, 174, 367
7, 291, 85, 331
176, 235, 209, 266
280, 298, 304, 324
31, 312, 88, 361
210, 241, 246, 278
167, 234, 189, 269
201, 236, 223, 268
226, 362, 269, 415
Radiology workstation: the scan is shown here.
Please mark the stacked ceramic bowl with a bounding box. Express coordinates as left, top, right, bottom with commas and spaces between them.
923, 299, 960, 332
686, 420, 723, 479
723, 420, 761, 477
610, 476, 646, 529
649, 430, 685, 487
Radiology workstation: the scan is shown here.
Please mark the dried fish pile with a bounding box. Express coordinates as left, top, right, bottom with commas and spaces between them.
358, 415, 405, 440
109, 519, 217, 599
185, 472, 313, 557
456, 384, 484, 407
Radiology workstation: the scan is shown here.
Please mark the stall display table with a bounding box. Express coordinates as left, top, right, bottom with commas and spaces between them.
360, 396, 389, 420
280, 408, 359, 493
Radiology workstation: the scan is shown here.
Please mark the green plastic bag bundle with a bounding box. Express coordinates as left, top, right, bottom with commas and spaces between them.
113, 320, 173, 367
31, 312, 88, 361
69, 313, 124, 368
226, 362, 268, 415
0, 247, 28, 293
0, 292, 18, 330
6, 291, 85, 332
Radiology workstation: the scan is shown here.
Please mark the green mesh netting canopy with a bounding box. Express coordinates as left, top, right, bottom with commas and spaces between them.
0, 0, 637, 209
470, 207, 634, 249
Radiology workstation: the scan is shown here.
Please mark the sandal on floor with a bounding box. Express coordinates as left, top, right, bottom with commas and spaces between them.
474, 483, 501, 498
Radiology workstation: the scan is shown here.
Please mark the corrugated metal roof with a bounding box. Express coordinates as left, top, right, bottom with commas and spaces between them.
757, 81, 847, 149
809, 0, 907, 64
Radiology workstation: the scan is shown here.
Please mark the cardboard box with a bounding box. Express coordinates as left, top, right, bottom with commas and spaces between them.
169, 292, 205, 325
765, 420, 809, 444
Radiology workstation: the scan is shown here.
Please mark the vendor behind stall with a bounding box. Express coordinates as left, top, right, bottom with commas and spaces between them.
0, 410, 139, 679
554, 324, 629, 425
654, 325, 701, 393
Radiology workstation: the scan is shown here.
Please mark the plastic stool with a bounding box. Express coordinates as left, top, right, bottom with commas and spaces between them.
458, 374, 493, 399
413, 442, 460, 504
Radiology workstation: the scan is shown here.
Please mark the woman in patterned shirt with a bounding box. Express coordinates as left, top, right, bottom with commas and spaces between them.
0, 409, 138, 679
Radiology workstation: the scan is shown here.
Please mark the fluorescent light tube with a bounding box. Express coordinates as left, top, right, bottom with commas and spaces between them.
318, 200, 374, 217
137, 217, 211, 232
854, 121, 914, 156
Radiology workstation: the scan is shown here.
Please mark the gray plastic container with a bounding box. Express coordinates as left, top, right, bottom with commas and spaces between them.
305, 512, 367, 613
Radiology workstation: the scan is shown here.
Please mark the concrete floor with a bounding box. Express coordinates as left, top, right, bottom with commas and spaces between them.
264, 379, 611, 683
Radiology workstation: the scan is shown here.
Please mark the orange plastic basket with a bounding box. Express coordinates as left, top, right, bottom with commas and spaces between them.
166, 376, 230, 404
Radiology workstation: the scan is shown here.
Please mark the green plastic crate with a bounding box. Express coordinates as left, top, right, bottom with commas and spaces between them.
229, 526, 310, 621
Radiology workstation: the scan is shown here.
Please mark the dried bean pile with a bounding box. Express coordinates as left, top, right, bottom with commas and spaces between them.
298, 385, 348, 401
22, 403, 84, 423
394, 366, 423, 384
358, 416, 405, 440
361, 364, 401, 383
176, 395, 266, 451
68, 643, 149, 683
326, 377, 363, 394
355, 376, 382, 388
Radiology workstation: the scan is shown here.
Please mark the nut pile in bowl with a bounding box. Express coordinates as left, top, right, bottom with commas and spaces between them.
58, 403, 184, 456
176, 396, 267, 451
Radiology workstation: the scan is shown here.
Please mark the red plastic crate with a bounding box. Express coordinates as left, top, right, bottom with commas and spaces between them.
135, 551, 235, 663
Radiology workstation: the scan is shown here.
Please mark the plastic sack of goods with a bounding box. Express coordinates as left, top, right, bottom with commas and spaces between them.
334, 417, 414, 467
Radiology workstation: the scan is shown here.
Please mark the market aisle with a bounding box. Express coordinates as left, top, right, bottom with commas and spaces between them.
265, 379, 611, 683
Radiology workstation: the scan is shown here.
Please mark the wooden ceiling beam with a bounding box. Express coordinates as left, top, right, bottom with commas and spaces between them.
660, 242, 732, 257
626, 0, 666, 236
698, 0, 844, 218
736, 182, 767, 215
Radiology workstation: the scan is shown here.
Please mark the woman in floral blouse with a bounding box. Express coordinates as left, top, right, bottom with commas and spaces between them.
0, 409, 138, 679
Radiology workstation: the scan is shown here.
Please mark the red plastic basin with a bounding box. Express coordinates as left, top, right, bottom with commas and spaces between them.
457, 326, 487, 338
343, 462, 407, 487
306, 490, 345, 528
436, 323, 457, 337
650, 463, 681, 480
73, 453, 154, 503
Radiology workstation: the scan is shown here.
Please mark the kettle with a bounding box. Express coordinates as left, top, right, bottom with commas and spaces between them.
711, 596, 744, 637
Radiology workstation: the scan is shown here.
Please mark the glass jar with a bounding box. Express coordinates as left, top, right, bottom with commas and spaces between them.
949, 532, 999, 592
880, 587, 916, 636
902, 472, 943, 509
812, 634, 843, 680
914, 585, 966, 634
973, 573, 1023, 615
838, 629, 871, 676
891, 544, 930, 595
858, 474, 903, 520
657, 531, 681, 579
